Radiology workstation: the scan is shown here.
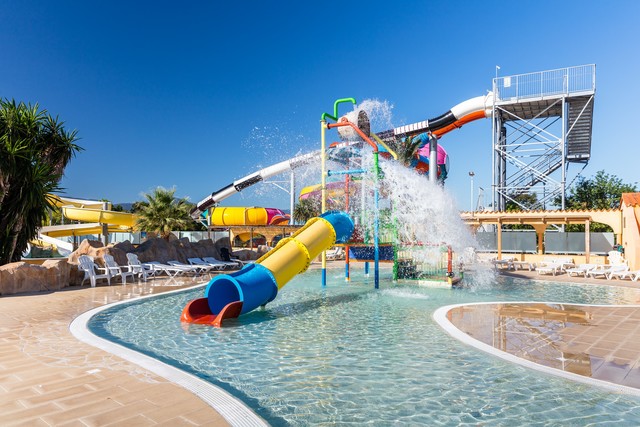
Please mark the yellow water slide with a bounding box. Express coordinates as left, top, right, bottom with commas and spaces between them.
208, 206, 290, 226
39, 195, 137, 239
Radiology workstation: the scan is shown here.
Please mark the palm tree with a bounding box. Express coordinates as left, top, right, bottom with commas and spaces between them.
292, 198, 321, 224
135, 187, 193, 239
0, 99, 81, 264
389, 134, 424, 167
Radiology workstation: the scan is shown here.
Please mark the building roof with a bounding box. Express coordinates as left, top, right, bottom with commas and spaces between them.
621, 193, 640, 207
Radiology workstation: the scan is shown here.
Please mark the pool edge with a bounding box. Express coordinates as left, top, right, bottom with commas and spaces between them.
433, 301, 640, 397
69, 285, 269, 427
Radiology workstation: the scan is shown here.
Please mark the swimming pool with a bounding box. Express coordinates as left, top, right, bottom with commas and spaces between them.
88, 269, 640, 426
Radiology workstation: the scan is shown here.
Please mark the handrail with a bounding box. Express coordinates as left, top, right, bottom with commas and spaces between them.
321, 98, 357, 122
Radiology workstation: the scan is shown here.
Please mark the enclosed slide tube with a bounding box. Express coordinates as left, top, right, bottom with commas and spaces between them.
181, 210, 354, 327
376, 92, 495, 142
208, 206, 290, 226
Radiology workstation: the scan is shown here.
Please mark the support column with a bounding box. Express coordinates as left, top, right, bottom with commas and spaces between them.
585, 220, 591, 263
497, 221, 502, 260
532, 224, 547, 255
101, 202, 109, 245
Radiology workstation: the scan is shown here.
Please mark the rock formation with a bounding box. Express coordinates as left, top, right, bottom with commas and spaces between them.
0, 259, 70, 295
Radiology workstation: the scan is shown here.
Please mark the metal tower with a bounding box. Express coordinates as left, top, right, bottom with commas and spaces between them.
491, 65, 596, 211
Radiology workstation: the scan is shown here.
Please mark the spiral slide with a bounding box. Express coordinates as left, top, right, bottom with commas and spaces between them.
181, 211, 354, 327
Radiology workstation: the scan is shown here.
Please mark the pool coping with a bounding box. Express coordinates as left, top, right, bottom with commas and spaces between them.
433, 301, 640, 397
69, 284, 269, 427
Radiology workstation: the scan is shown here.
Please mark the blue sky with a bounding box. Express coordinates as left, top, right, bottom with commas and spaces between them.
2, 1, 639, 210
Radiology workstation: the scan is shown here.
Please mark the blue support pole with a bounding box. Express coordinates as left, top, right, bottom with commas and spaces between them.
373, 152, 380, 289
327, 169, 367, 176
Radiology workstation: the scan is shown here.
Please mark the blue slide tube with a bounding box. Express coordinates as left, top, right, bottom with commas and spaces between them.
205, 263, 278, 315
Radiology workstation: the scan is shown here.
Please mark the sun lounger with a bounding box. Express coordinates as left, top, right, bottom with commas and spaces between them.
512, 261, 535, 271
605, 264, 630, 280
146, 261, 195, 278
587, 263, 628, 279
168, 260, 212, 275
566, 264, 597, 277
188, 257, 227, 271
492, 257, 515, 270
536, 262, 561, 275
326, 247, 345, 261
608, 269, 640, 281
202, 256, 241, 269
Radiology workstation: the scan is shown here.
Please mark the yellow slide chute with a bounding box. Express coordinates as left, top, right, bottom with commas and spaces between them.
40, 195, 137, 238
208, 206, 290, 226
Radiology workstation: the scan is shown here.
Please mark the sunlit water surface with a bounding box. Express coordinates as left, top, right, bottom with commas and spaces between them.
89, 270, 640, 426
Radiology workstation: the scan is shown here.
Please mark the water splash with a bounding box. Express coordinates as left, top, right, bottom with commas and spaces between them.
344, 99, 395, 134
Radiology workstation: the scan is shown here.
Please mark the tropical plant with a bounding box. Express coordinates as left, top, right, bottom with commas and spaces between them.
0, 99, 81, 264
388, 134, 424, 166
292, 198, 321, 224
134, 187, 195, 239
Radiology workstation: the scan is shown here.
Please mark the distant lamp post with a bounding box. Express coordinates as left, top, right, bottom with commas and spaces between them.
468, 171, 475, 212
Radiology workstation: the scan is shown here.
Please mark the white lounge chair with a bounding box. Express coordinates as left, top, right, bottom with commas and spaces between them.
493, 257, 515, 270
536, 262, 561, 275
78, 255, 111, 287
587, 263, 627, 279
326, 247, 345, 261
605, 264, 630, 280
203, 256, 240, 269
146, 261, 195, 278
126, 253, 153, 281
566, 264, 597, 277
188, 257, 227, 271
608, 269, 640, 281
167, 260, 206, 275
103, 254, 136, 284
512, 261, 535, 271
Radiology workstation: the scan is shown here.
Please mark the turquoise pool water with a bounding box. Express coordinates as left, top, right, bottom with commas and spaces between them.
89, 269, 640, 426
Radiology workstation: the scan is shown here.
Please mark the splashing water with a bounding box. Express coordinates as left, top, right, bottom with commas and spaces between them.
338, 99, 497, 286
344, 99, 395, 134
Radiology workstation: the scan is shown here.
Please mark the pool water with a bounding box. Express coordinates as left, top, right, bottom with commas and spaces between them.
89, 269, 640, 426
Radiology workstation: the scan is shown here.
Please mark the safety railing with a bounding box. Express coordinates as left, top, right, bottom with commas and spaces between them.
494, 64, 595, 102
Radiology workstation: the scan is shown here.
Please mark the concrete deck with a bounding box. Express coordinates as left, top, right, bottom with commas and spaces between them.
2, 265, 640, 425
0, 276, 230, 427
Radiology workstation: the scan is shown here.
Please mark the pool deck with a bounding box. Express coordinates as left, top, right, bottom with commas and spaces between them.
2, 265, 640, 425
0, 276, 230, 427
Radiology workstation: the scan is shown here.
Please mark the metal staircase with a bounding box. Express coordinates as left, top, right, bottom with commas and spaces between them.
492, 65, 596, 211
566, 96, 594, 162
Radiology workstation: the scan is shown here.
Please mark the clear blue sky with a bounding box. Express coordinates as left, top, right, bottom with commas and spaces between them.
2, 1, 638, 210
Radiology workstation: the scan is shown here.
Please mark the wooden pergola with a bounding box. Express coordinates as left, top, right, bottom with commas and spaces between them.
460, 209, 621, 262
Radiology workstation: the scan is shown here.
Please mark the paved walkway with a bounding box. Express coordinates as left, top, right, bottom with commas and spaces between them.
0, 277, 230, 427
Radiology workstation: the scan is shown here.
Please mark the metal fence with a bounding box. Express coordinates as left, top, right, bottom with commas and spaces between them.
55, 230, 230, 246
476, 230, 614, 255
494, 64, 595, 102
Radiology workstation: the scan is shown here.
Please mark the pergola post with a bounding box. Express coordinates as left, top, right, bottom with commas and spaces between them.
497, 221, 502, 260
585, 219, 591, 263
